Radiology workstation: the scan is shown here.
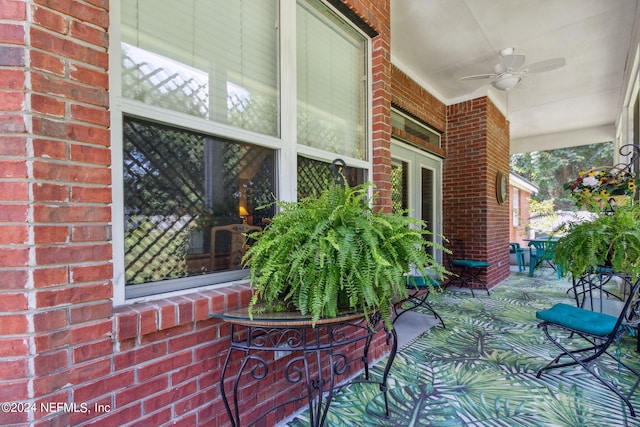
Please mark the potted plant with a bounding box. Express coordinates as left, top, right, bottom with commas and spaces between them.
553, 203, 640, 278
242, 182, 448, 328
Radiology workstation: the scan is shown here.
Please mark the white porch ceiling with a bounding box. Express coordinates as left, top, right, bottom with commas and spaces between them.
390, 0, 639, 153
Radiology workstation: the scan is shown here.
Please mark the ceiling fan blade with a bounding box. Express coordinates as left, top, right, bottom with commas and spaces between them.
500, 54, 525, 71
517, 74, 535, 89
459, 73, 498, 81
522, 57, 566, 74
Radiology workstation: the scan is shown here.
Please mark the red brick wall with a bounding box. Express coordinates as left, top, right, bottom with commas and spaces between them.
361, 0, 393, 210
485, 100, 512, 283
0, 1, 392, 426
443, 98, 511, 288
390, 66, 446, 158
1, 0, 113, 424
391, 66, 446, 133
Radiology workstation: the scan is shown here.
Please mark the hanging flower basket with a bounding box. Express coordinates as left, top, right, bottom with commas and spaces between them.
565, 166, 638, 211
583, 194, 631, 210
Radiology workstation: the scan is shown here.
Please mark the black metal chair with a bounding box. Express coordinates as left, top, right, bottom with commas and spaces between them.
445, 238, 490, 297
393, 274, 445, 328
536, 272, 640, 416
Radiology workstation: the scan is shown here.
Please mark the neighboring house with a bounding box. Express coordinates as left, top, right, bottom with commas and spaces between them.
509, 172, 539, 246
0, 1, 638, 426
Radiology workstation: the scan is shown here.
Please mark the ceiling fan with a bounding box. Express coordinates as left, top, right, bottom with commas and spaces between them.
460, 47, 566, 91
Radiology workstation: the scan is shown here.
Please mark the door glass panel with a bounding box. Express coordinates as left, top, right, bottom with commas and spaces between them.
391, 159, 408, 213
421, 167, 434, 256
391, 142, 442, 264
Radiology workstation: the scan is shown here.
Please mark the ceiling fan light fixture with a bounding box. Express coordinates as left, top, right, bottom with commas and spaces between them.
492, 75, 521, 91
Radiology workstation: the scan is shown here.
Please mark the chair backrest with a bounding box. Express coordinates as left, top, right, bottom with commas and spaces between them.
528, 239, 557, 260
509, 242, 521, 253
608, 275, 640, 338
579, 273, 640, 337
210, 224, 262, 271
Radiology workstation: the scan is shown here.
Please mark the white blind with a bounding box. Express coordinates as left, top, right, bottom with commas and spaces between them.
120, 0, 279, 137
296, 0, 366, 160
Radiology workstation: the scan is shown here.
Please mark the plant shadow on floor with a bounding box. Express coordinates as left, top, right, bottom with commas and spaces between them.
282, 268, 640, 427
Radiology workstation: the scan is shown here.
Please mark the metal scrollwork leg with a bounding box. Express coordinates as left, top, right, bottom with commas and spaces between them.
219, 345, 239, 427
217, 313, 398, 426
381, 327, 398, 417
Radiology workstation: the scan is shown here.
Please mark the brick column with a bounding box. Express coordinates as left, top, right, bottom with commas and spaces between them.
0, 2, 111, 425
444, 97, 511, 288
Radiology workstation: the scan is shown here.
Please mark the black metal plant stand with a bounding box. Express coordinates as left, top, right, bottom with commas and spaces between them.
213, 308, 397, 427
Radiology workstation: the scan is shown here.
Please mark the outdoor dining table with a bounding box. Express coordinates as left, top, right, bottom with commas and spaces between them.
526, 237, 561, 277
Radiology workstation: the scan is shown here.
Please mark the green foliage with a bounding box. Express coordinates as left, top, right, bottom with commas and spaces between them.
553, 203, 640, 278
511, 142, 613, 210
242, 182, 449, 328
529, 199, 555, 216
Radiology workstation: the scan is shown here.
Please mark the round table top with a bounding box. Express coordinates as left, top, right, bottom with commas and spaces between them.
211, 306, 370, 327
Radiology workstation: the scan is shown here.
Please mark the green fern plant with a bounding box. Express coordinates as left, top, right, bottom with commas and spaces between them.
553, 203, 640, 278
242, 182, 449, 328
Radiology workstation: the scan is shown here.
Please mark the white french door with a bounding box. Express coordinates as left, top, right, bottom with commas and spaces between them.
391, 141, 443, 264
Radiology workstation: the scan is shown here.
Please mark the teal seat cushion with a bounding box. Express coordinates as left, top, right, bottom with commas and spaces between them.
404, 275, 441, 290
451, 259, 490, 268
536, 303, 618, 336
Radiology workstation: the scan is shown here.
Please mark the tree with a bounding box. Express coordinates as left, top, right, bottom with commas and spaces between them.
511, 142, 613, 210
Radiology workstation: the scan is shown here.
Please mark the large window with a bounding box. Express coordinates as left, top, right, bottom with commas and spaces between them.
122, 117, 275, 297
297, 1, 367, 160
120, 0, 279, 136
114, 0, 370, 302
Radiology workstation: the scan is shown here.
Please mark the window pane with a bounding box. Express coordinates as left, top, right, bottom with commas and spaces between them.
123, 116, 275, 285
391, 109, 441, 149
121, 0, 279, 136
297, 0, 366, 160
297, 156, 366, 199
421, 167, 435, 257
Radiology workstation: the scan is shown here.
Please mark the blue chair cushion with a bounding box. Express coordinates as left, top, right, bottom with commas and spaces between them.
536, 303, 618, 336
451, 259, 490, 268
404, 275, 441, 290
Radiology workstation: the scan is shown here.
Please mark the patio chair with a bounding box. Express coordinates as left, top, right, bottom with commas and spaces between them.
509, 242, 526, 272
536, 273, 640, 417
528, 238, 561, 278
393, 274, 445, 328
445, 238, 490, 297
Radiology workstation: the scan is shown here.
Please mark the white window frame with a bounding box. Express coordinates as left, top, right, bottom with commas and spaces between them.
512, 187, 520, 227
110, 0, 372, 305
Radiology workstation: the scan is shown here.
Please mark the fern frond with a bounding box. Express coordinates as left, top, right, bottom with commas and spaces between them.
554, 203, 640, 277
245, 181, 450, 327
